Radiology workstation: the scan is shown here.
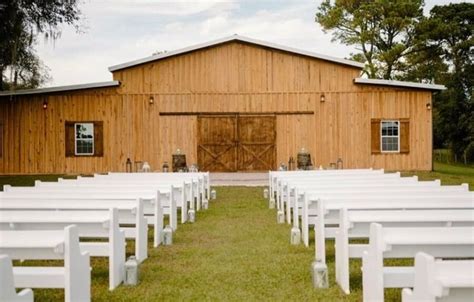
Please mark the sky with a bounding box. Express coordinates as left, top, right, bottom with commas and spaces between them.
36, 0, 460, 87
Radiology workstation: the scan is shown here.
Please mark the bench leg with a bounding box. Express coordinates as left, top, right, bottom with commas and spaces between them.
336, 209, 351, 294
362, 224, 384, 302
170, 190, 178, 231
65, 225, 91, 302
181, 185, 188, 224
109, 208, 126, 290
315, 201, 326, 264
154, 192, 164, 247
302, 194, 309, 247
136, 199, 148, 263
0, 255, 34, 302
286, 190, 292, 224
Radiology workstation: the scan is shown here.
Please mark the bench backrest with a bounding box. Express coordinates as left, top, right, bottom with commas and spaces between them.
306, 191, 474, 204
0, 254, 34, 301
362, 224, 474, 302
402, 252, 474, 302
345, 208, 474, 224
0, 198, 141, 211
371, 223, 474, 256
300, 186, 470, 198
0, 225, 91, 301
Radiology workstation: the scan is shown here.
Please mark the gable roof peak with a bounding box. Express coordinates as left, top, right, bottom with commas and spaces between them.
108, 34, 365, 72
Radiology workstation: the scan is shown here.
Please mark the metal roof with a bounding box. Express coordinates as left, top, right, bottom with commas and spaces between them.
0, 81, 121, 96
354, 78, 446, 91
108, 34, 366, 72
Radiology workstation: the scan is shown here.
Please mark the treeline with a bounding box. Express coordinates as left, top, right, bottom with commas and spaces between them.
316, 1, 473, 162
0, 1, 81, 91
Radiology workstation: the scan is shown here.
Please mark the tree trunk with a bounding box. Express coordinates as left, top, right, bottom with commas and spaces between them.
0, 66, 3, 91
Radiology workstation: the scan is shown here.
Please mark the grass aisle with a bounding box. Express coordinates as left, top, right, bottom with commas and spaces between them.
88, 186, 356, 301
4, 164, 472, 301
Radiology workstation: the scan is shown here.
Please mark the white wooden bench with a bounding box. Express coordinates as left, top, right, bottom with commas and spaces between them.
0, 208, 125, 290
286, 178, 461, 224
0, 225, 91, 302
402, 252, 474, 302
269, 169, 379, 204
271, 169, 386, 207
275, 171, 392, 210
31, 181, 181, 230
84, 173, 204, 208
0, 254, 33, 302
0, 198, 148, 262
88, 176, 199, 211
335, 208, 474, 294
2, 186, 167, 246
103, 172, 210, 210
362, 223, 474, 302
302, 191, 474, 249
276, 172, 422, 214
106, 171, 211, 201
67, 177, 194, 218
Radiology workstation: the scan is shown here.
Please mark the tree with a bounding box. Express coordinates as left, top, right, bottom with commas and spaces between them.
406, 3, 473, 160
0, 0, 82, 91
315, 0, 424, 79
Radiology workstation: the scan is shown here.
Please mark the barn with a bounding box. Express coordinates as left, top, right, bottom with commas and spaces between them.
0, 35, 445, 174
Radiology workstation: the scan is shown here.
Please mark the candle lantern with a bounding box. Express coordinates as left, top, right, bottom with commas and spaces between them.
172, 149, 187, 172
336, 158, 344, 170
126, 158, 132, 173
141, 162, 151, 172
288, 156, 295, 171
134, 161, 143, 172
297, 148, 312, 170
162, 161, 169, 172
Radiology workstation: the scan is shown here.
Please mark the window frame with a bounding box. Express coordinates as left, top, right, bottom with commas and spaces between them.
380, 120, 400, 153
74, 122, 95, 156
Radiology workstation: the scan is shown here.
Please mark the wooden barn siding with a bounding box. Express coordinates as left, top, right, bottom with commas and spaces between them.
0, 89, 432, 174
112, 42, 362, 94
0, 41, 432, 173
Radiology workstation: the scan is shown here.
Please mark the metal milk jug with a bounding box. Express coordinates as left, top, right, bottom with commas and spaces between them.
124, 256, 139, 286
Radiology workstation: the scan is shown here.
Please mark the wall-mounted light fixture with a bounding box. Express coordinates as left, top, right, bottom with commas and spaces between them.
149, 96, 154, 105
426, 102, 431, 110
320, 94, 325, 102
42, 101, 48, 110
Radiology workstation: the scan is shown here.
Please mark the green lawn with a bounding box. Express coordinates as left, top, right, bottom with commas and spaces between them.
402, 162, 474, 190
1, 163, 473, 301
11, 187, 361, 301
0, 174, 77, 191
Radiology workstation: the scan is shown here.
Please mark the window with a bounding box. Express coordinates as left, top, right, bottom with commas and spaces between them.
75, 123, 94, 155
65, 121, 103, 157
381, 120, 399, 152
371, 119, 409, 154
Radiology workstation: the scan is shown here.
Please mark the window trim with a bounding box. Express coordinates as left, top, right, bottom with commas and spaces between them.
74, 122, 95, 156
380, 120, 400, 153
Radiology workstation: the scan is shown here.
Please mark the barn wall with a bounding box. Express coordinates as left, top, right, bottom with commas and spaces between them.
0, 90, 432, 174
112, 42, 362, 94
0, 41, 433, 174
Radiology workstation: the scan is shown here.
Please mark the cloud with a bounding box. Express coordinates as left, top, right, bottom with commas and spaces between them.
36, 0, 454, 86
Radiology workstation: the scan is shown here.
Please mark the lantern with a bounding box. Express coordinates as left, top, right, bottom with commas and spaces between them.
288, 156, 295, 171
336, 158, 344, 170
162, 161, 169, 172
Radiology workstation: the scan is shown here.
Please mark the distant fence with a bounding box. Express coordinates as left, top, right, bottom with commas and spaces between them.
434, 149, 473, 165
